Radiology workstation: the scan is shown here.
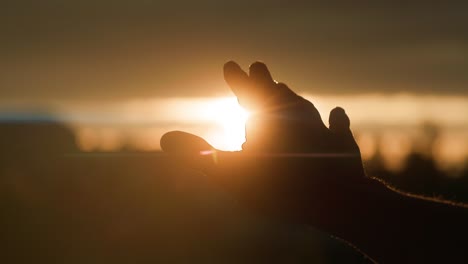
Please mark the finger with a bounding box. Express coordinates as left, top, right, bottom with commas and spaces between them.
328, 107, 350, 134
249, 61, 275, 88
224, 61, 250, 98
160, 131, 213, 154
224, 61, 262, 110
161, 131, 220, 173
249, 62, 287, 111
329, 107, 360, 153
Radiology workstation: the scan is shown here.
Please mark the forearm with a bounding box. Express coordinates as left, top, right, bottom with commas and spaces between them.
313, 177, 468, 263
209, 155, 468, 262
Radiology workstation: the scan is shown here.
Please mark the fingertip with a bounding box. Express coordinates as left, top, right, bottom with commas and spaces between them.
160, 131, 181, 153
249, 61, 274, 85
330, 106, 346, 115
224, 61, 247, 80
223, 60, 249, 90
249, 61, 268, 72
160, 131, 212, 154
224, 60, 242, 73
329, 107, 350, 133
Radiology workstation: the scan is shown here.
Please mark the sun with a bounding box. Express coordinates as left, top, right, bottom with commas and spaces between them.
166, 96, 249, 151
209, 97, 249, 151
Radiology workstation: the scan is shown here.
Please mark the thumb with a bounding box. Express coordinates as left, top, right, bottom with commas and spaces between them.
161, 131, 213, 154
160, 131, 218, 172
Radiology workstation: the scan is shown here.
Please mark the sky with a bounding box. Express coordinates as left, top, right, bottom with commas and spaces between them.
0, 1, 467, 169
1, 1, 468, 101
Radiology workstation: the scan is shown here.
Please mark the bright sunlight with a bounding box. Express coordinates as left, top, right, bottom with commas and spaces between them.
200, 97, 250, 151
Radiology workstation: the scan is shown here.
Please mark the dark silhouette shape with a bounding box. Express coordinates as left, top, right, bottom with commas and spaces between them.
2, 69, 468, 263
161, 61, 468, 263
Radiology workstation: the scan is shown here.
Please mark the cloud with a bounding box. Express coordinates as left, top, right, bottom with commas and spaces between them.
1, 1, 467, 101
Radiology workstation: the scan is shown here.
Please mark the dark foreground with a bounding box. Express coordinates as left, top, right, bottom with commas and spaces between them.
0, 122, 368, 263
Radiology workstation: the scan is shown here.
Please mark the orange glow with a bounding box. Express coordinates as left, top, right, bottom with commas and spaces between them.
67, 95, 467, 171
200, 98, 249, 151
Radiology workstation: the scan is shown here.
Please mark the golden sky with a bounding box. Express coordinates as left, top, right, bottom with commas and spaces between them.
1, 1, 467, 170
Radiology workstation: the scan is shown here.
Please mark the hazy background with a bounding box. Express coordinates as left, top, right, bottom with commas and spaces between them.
1, 2, 468, 262
1, 1, 467, 172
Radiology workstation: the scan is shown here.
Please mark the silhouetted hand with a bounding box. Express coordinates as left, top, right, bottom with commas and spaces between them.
161, 61, 468, 263
161, 61, 366, 221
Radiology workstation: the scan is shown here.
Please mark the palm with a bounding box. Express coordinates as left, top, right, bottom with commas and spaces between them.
161, 61, 365, 221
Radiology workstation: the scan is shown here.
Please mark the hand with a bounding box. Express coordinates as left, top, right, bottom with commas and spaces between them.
161, 61, 366, 222
161, 61, 468, 263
